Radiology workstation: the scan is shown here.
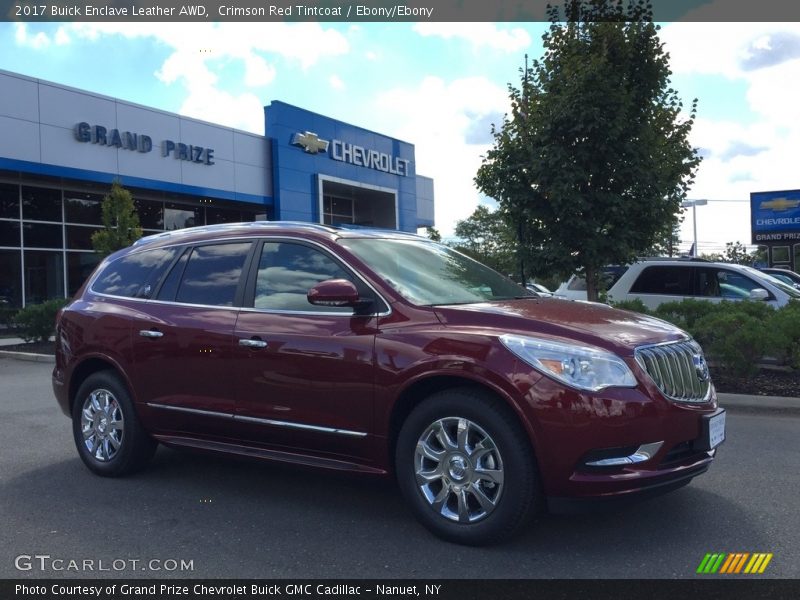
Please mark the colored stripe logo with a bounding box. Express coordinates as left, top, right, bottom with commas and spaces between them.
696, 553, 773, 574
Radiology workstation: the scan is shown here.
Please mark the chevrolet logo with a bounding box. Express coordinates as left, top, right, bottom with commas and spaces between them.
760, 198, 800, 211
292, 131, 329, 154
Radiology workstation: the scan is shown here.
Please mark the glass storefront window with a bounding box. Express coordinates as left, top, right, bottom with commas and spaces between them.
0, 250, 22, 310
0, 182, 20, 219
64, 192, 103, 224
206, 206, 242, 225
24, 250, 64, 304
66, 226, 101, 251
67, 252, 101, 296
23, 222, 63, 249
134, 198, 164, 230
164, 203, 201, 230
21, 186, 62, 222
0, 220, 21, 247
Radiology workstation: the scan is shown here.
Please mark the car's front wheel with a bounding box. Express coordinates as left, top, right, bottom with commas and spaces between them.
72, 370, 157, 476
396, 388, 539, 545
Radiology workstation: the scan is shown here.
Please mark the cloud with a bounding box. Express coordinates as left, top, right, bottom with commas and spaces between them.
412, 23, 531, 53
464, 112, 503, 145
56, 23, 350, 133
14, 23, 51, 49
374, 76, 510, 235
328, 75, 345, 90
741, 31, 800, 71
720, 141, 769, 161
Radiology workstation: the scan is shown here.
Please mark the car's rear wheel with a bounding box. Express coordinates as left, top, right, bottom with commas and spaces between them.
72, 371, 157, 476
396, 388, 539, 545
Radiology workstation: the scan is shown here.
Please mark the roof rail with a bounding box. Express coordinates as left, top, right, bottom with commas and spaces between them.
132, 221, 341, 247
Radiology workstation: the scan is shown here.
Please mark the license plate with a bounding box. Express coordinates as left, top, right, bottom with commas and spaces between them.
708, 411, 726, 449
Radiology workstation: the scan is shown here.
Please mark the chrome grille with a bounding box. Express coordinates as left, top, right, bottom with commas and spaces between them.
634, 339, 711, 403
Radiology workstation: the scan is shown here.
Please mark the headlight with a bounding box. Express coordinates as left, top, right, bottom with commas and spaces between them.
499, 334, 637, 392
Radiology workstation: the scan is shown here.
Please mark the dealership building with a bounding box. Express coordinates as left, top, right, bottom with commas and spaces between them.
0, 69, 435, 308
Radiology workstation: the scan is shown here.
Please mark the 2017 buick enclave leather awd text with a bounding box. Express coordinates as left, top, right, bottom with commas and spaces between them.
53, 222, 725, 545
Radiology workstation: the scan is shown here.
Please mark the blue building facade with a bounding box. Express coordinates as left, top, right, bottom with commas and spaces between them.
267, 101, 434, 232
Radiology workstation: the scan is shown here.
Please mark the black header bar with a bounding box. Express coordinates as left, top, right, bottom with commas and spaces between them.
3, 0, 800, 23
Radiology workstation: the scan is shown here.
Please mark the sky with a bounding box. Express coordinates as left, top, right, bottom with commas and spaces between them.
3, 19, 800, 255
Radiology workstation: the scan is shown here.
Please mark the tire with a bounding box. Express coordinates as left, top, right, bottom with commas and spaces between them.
396, 387, 540, 545
72, 370, 157, 477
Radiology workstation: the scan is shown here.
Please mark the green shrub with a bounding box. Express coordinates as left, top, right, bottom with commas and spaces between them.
0, 305, 18, 330
692, 301, 780, 376
12, 298, 69, 343
609, 298, 651, 315
652, 298, 718, 336
769, 300, 800, 369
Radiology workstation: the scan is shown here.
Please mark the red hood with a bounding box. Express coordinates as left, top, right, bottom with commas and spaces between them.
432, 298, 687, 355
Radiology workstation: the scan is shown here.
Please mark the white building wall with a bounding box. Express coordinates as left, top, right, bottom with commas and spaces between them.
0, 69, 271, 202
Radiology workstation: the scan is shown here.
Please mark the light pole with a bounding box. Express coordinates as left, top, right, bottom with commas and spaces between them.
681, 199, 708, 256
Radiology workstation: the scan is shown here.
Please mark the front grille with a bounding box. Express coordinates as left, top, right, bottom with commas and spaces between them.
634, 339, 711, 403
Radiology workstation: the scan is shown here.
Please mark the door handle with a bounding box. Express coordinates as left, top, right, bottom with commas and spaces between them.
239, 338, 267, 349
139, 329, 164, 339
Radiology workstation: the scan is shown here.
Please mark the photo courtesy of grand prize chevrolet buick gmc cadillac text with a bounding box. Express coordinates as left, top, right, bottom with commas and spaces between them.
52, 222, 725, 545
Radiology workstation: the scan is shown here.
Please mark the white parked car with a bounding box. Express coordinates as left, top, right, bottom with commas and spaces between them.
606, 260, 800, 309
553, 266, 629, 301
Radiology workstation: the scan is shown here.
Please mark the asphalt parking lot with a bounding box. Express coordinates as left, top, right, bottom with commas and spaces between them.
1, 357, 798, 579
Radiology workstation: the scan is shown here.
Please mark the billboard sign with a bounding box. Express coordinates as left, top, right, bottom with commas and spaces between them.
751, 190, 800, 243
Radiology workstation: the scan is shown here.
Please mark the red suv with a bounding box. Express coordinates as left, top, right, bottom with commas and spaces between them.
53, 222, 725, 545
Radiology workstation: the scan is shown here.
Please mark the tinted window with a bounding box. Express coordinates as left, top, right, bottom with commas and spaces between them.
164, 203, 201, 230
630, 266, 693, 295
67, 253, 101, 296
21, 186, 62, 222
93, 247, 179, 298
717, 269, 762, 299
64, 193, 103, 224
175, 243, 250, 306
134, 199, 164, 230
694, 268, 721, 297
22, 222, 62, 249
156, 251, 188, 301
252, 242, 354, 312
66, 226, 101, 250
0, 249, 22, 308
0, 220, 20, 247
0, 182, 20, 219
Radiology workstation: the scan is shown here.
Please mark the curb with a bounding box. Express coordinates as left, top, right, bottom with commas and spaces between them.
717, 392, 800, 414
0, 350, 55, 364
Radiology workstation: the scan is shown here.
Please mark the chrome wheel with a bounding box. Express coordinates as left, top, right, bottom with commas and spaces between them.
414, 417, 504, 523
80, 388, 124, 462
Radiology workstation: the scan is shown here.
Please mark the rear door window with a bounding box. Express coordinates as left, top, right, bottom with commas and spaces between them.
173, 242, 252, 307
630, 266, 693, 295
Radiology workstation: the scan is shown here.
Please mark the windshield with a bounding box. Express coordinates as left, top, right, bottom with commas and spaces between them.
339, 238, 530, 305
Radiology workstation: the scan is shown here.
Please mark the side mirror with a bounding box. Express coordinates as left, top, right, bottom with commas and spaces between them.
749, 288, 770, 301
307, 279, 362, 307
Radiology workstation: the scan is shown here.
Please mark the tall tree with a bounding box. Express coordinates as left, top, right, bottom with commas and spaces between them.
453, 205, 517, 276
91, 181, 143, 257
475, 0, 701, 301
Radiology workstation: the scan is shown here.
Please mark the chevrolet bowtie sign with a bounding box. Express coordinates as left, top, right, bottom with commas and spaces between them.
292, 131, 329, 154
292, 131, 411, 177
